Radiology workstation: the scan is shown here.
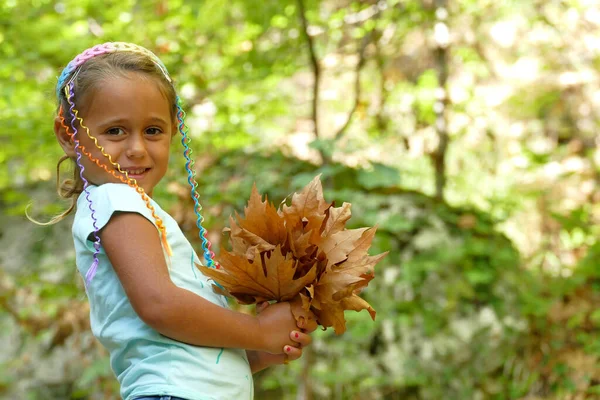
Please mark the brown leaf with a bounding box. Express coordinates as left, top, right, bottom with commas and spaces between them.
313, 303, 347, 334
225, 217, 255, 259
306, 284, 315, 299
202, 246, 317, 303
326, 252, 386, 302
321, 228, 369, 268
321, 202, 352, 238
345, 227, 377, 263
341, 294, 376, 321
228, 216, 276, 256
337, 253, 387, 282
235, 184, 288, 246
314, 271, 365, 306
312, 292, 377, 334
281, 176, 329, 244
213, 175, 387, 335
288, 230, 313, 259
294, 254, 319, 279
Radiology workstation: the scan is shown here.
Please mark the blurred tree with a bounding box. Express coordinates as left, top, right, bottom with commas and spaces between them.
1, 0, 600, 399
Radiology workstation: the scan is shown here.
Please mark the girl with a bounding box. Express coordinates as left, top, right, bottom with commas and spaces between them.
44, 42, 313, 400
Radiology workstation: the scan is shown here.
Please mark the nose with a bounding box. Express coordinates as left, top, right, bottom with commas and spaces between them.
126, 133, 148, 158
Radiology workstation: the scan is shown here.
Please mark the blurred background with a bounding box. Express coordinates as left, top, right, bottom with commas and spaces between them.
1, 0, 600, 399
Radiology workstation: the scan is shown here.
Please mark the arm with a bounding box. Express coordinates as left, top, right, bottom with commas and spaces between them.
246, 350, 285, 374
99, 212, 297, 354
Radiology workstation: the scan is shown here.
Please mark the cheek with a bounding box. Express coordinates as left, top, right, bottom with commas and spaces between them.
77, 137, 120, 165
158, 141, 172, 159
71, 137, 95, 159
76, 132, 100, 148
75, 136, 93, 151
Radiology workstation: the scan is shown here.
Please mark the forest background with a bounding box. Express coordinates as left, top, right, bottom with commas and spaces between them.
1, 0, 600, 399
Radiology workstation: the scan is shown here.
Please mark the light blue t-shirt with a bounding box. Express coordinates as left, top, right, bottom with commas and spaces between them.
73, 184, 253, 400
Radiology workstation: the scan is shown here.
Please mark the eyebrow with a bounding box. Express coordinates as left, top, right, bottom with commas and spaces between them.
99, 116, 170, 126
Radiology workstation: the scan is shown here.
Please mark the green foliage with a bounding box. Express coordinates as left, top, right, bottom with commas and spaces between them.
2, 0, 600, 399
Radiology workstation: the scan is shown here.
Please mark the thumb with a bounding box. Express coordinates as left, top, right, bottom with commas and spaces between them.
256, 301, 270, 314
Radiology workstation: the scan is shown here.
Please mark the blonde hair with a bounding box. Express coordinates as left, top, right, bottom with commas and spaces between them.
29, 51, 176, 226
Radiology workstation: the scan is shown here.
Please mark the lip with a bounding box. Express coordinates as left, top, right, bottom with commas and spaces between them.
122, 167, 151, 179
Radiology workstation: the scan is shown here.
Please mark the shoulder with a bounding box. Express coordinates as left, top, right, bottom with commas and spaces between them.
78, 183, 150, 211
74, 183, 162, 233
86, 183, 141, 199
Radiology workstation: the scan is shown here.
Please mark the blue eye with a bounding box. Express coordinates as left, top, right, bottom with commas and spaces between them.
106, 127, 125, 136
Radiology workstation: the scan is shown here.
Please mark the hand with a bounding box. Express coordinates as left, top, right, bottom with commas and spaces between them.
255, 301, 298, 354
256, 301, 315, 364
281, 328, 312, 364
256, 301, 318, 334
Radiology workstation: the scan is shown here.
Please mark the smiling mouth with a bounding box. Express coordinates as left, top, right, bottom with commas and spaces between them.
123, 168, 150, 178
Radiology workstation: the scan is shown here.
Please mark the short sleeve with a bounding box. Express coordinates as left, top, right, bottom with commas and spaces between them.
73, 183, 158, 248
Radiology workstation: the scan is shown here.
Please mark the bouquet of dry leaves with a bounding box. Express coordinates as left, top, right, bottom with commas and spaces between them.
198, 176, 387, 334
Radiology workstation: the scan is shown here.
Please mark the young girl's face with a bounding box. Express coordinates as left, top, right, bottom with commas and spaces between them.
58, 72, 174, 196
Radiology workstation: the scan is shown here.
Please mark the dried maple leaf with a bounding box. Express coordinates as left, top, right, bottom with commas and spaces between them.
236, 185, 287, 246
199, 175, 388, 334
313, 293, 377, 334
321, 227, 369, 268
281, 176, 330, 245
226, 216, 275, 260
321, 202, 352, 238
198, 245, 317, 304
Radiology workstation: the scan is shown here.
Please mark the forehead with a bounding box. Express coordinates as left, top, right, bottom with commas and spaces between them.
83, 73, 172, 122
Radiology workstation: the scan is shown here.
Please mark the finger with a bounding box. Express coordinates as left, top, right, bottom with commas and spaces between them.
283, 345, 303, 363
296, 314, 318, 333
302, 322, 318, 334
256, 301, 270, 314
290, 330, 312, 348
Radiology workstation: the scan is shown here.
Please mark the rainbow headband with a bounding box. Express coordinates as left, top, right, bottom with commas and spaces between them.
56, 42, 171, 99
57, 42, 218, 285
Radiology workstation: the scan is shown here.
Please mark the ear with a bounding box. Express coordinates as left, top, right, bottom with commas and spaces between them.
54, 116, 76, 158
